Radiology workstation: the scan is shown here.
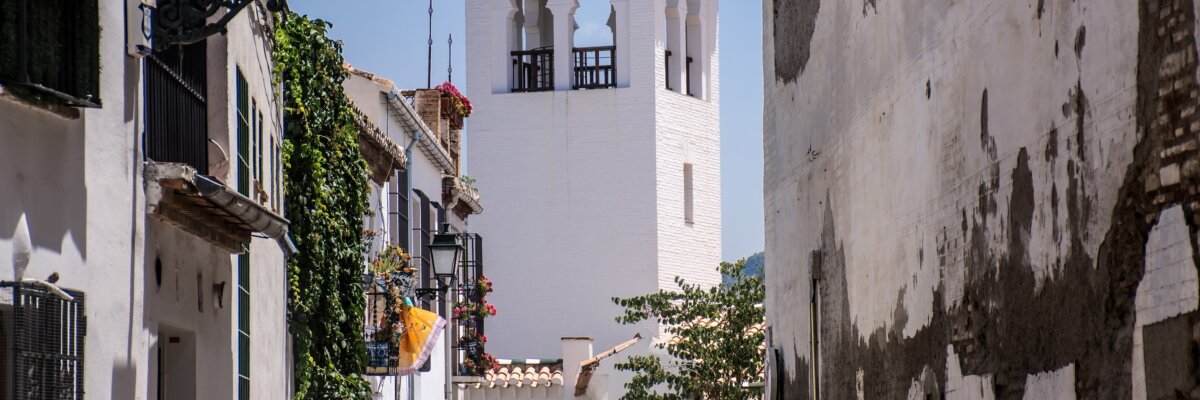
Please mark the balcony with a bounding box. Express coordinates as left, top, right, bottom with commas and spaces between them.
510, 46, 617, 92
511, 47, 554, 92
572, 46, 616, 90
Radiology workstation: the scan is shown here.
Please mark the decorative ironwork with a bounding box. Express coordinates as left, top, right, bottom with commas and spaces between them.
363, 271, 417, 376
452, 233, 493, 376
152, 0, 286, 46
573, 46, 616, 90
511, 48, 554, 92
1, 281, 87, 400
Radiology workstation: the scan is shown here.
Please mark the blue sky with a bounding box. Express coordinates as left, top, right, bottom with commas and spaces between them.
288, 1, 765, 262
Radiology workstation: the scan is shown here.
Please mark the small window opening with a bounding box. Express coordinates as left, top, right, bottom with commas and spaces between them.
684, 163, 694, 223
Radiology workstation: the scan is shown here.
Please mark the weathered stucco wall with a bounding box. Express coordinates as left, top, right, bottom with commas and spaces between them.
764, 0, 1200, 397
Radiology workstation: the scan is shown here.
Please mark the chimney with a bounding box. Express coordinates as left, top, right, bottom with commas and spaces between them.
561, 337, 593, 399
413, 89, 443, 140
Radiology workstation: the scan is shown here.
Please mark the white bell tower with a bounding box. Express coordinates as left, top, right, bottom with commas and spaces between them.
464, 0, 721, 378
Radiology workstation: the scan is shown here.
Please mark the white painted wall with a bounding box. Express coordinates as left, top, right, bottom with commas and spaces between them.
464, 4, 721, 396
0, 1, 290, 398
762, 0, 1195, 397
344, 70, 469, 400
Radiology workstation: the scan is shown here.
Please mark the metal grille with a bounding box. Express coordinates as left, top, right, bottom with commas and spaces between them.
2, 282, 86, 400
573, 46, 616, 90
452, 233, 485, 376
0, 0, 102, 107
511, 47, 554, 92
145, 41, 209, 174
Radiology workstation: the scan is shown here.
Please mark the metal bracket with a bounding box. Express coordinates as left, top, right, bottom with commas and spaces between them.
152, 0, 287, 46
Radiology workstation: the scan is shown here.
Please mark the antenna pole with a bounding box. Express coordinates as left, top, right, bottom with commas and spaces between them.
427, 0, 434, 88
448, 34, 454, 83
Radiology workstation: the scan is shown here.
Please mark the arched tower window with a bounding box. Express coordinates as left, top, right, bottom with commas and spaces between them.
508, 0, 628, 92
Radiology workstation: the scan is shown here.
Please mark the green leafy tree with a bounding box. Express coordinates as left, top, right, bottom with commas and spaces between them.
275, 11, 372, 399
612, 260, 766, 400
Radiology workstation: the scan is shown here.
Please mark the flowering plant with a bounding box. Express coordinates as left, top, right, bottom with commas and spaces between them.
435, 81, 473, 118
459, 328, 499, 375
370, 245, 412, 276
453, 299, 497, 320
476, 275, 494, 294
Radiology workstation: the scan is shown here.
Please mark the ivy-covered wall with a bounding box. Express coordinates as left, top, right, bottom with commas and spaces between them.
274, 11, 372, 400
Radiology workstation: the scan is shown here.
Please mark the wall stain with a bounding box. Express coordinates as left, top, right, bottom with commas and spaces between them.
1075, 25, 1088, 59
863, 0, 879, 16
1037, 0, 1046, 20
1071, 81, 1090, 161
774, 0, 822, 84
776, 1, 1200, 398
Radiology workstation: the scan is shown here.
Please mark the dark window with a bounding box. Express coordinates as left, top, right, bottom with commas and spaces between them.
146, 41, 209, 174
237, 71, 250, 196
389, 171, 410, 253
415, 190, 433, 293
255, 110, 264, 195
1, 282, 86, 400
237, 254, 250, 399
0, 0, 101, 107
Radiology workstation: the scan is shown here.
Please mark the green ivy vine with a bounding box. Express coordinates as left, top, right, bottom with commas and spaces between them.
274, 11, 372, 400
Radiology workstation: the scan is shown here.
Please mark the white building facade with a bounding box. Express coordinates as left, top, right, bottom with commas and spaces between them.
0, 1, 291, 398
464, 1, 721, 395
344, 66, 487, 400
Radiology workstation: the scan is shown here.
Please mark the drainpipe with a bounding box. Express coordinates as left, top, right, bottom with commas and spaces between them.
809, 250, 822, 400
387, 91, 423, 400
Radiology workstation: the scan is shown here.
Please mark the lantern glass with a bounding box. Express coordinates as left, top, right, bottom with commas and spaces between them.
429, 228, 462, 278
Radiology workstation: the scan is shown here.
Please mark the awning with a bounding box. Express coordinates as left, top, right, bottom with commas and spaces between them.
145, 162, 296, 255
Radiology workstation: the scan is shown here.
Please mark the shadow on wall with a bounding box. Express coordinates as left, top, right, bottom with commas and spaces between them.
112, 361, 138, 399
0, 100, 89, 264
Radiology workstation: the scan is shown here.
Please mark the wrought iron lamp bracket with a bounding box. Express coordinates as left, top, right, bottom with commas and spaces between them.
413, 274, 455, 302
153, 0, 287, 46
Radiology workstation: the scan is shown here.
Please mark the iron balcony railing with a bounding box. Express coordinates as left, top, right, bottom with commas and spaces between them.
1, 281, 87, 400
665, 50, 673, 90
452, 233, 486, 376
511, 47, 554, 92
145, 41, 209, 174
573, 46, 616, 90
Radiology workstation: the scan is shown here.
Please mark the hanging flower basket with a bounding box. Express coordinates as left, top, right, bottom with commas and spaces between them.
435, 81, 472, 119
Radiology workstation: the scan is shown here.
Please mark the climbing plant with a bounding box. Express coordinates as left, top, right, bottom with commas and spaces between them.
612, 259, 766, 400
275, 11, 372, 400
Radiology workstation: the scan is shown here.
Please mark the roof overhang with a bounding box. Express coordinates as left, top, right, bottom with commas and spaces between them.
443, 176, 483, 219
145, 162, 295, 255
389, 91, 456, 173
351, 105, 407, 184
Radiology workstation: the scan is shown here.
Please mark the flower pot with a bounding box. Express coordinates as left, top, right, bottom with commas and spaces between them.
466, 342, 481, 356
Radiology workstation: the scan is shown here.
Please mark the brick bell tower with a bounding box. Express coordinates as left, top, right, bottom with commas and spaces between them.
464, 0, 720, 389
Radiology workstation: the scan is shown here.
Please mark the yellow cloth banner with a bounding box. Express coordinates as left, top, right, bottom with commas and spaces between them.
397, 306, 447, 376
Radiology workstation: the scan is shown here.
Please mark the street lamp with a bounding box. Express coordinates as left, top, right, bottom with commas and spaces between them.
416, 223, 463, 300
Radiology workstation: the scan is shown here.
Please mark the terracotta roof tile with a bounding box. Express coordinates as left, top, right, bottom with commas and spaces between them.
465, 361, 564, 389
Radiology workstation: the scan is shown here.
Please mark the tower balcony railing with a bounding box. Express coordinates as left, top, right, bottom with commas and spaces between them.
573, 46, 616, 90
511, 47, 554, 92
510, 46, 618, 92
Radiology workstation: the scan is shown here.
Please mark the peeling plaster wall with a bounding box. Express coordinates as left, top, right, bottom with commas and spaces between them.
764, 0, 1200, 398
